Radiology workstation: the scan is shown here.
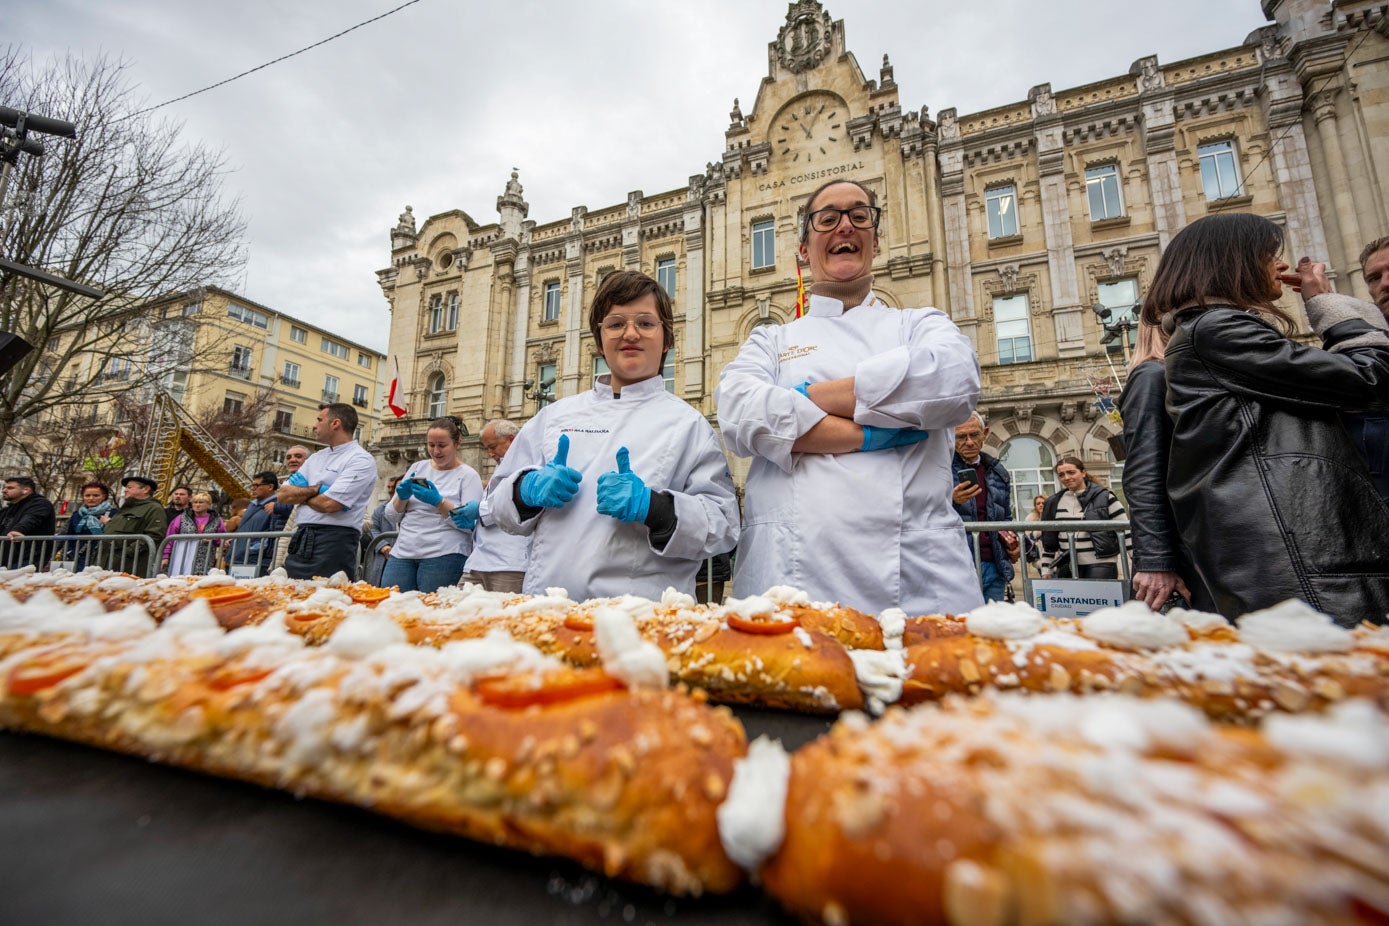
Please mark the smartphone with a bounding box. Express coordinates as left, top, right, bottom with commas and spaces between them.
956, 468, 979, 487
409, 477, 431, 487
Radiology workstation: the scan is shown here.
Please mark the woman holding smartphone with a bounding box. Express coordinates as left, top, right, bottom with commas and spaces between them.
382, 416, 484, 593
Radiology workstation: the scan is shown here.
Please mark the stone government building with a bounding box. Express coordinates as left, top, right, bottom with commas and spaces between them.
375, 0, 1388, 511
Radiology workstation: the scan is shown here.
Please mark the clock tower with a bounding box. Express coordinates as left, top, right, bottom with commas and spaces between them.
773, 93, 848, 165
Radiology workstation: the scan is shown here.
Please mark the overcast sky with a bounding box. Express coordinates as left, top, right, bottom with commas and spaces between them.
9, 0, 1268, 353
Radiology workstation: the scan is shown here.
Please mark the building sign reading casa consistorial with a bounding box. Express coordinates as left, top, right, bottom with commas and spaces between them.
777, 1, 833, 73
758, 161, 866, 192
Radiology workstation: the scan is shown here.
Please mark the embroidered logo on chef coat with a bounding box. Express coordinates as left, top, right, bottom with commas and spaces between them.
778, 344, 818, 363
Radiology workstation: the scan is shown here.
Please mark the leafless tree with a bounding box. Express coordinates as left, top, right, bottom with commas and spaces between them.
0, 48, 247, 453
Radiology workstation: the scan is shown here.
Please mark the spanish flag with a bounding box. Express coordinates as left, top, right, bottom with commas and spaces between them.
794, 259, 807, 319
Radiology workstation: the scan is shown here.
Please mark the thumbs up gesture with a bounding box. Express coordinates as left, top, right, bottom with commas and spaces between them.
519, 433, 583, 509
596, 446, 651, 523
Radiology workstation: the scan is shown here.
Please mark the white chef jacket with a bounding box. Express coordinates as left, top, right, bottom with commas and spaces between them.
383, 460, 484, 559
489, 373, 739, 599
467, 472, 532, 573
294, 440, 378, 531
715, 291, 984, 616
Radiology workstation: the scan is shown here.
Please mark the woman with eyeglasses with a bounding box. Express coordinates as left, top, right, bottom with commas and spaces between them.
382, 416, 483, 593
1146, 212, 1389, 625
717, 178, 982, 617
487, 269, 739, 600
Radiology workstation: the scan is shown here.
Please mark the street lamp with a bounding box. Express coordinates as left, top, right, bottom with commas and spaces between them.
1091, 302, 1138, 366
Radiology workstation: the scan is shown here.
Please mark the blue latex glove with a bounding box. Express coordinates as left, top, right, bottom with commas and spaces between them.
394, 479, 414, 501
412, 479, 443, 507
859, 426, 930, 453
596, 447, 651, 523
286, 472, 309, 488
317, 482, 332, 495
519, 434, 583, 508
793, 381, 812, 399
449, 500, 480, 531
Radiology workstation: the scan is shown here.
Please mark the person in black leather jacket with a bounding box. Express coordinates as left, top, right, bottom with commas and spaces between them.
1119, 320, 1214, 611
1144, 213, 1389, 627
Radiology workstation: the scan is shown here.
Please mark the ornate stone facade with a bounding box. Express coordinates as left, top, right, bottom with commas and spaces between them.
376, 0, 1388, 501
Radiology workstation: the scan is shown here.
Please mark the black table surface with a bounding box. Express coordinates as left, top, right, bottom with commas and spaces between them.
0, 707, 832, 926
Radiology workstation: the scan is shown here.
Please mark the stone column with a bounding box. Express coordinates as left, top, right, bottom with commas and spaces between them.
1133, 57, 1186, 251
1030, 85, 1084, 356
682, 183, 707, 401
937, 108, 975, 345
562, 208, 586, 397
1260, 60, 1330, 292
508, 254, 531, 413
1311, 88, 1366, 296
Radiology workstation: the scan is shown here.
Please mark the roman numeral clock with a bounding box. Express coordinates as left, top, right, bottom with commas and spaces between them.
776, 94, 846, 163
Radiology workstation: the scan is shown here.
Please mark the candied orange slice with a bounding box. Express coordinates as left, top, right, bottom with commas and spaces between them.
348, 586, 393, 604
562, 613, 595, 632
474, 667, 623, 709
8, 648, 92, 695
188, 586, 253, 605
727, 612, 799, 635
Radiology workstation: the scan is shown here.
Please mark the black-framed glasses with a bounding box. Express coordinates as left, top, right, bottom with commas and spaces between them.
805, 204, 881, 234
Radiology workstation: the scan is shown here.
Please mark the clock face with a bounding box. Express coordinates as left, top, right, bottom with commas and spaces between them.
775, 96, 844, 163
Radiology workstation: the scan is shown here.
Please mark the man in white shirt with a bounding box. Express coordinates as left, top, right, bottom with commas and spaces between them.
277, 404, 378, 580
461, 418, 531, 593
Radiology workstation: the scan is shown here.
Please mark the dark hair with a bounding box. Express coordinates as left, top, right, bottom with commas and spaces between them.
252, 470, 279, 489
5, 476, 36, 492
319, 402, 359, 435
172, 484, 192, 495
427, 416, 464, 442
80, 481, 111, 500
1141, 213, 1295, 336
800, 179, 879, 244
588, 269, 675, 356
1055, 455, 1095, 484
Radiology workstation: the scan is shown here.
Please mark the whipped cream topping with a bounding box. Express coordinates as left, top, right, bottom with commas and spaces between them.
965, 600, 1046, 640
717, 736, 791, 871
1238, 600, 1353, 653
1081, 602, 1189, 650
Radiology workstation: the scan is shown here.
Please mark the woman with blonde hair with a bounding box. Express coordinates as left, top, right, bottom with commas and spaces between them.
161, 491, 225, 576
1146, 212, 1389, 625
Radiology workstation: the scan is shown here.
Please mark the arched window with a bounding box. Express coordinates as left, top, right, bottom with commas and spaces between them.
427, 373, 446, 418
999, 436, 1057, 516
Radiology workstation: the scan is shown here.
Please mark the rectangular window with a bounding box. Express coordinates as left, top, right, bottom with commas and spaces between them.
164, 369, 189, 403
985, 185, 1018, 239
1085, 164, 1124, 221
230, 345, 253, 378
751, 219, 775, 269
593, 356, 610, 387
320, 338, 348, 360
993, 294, 1033, 365
656, 257, 677, 299
289, 325, 307, 343
352, 384, 369, 407
446, 292, 459, 330
282, 361, 300, 387
357, 352, 371, 369
223, 391, 245, 415
1097, 278, 1140, 352
543, 281, 561, 323
103, 357, 131, 382
428, 294, 443, 333
272, 408, 293, 433
662, 352, 675, 394
1198, 140, 1241, 201
182, 302, 200, 316
536, 363, 556, 407
323, 374, 340, 403
227, 302, 269, 328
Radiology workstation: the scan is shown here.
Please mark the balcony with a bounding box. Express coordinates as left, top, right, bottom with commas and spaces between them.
228, 365, 252, 380
321, 391, 339, 403
352, 397, 369, 408
279, 374, 300, 388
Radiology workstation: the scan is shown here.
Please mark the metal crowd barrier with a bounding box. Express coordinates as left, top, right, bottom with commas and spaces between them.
964, 518, 1133, 606
2, 534, 159, 576
164, 530, 295, 579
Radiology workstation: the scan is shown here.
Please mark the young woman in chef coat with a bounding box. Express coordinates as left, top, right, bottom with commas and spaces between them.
486, 270, 739, 601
